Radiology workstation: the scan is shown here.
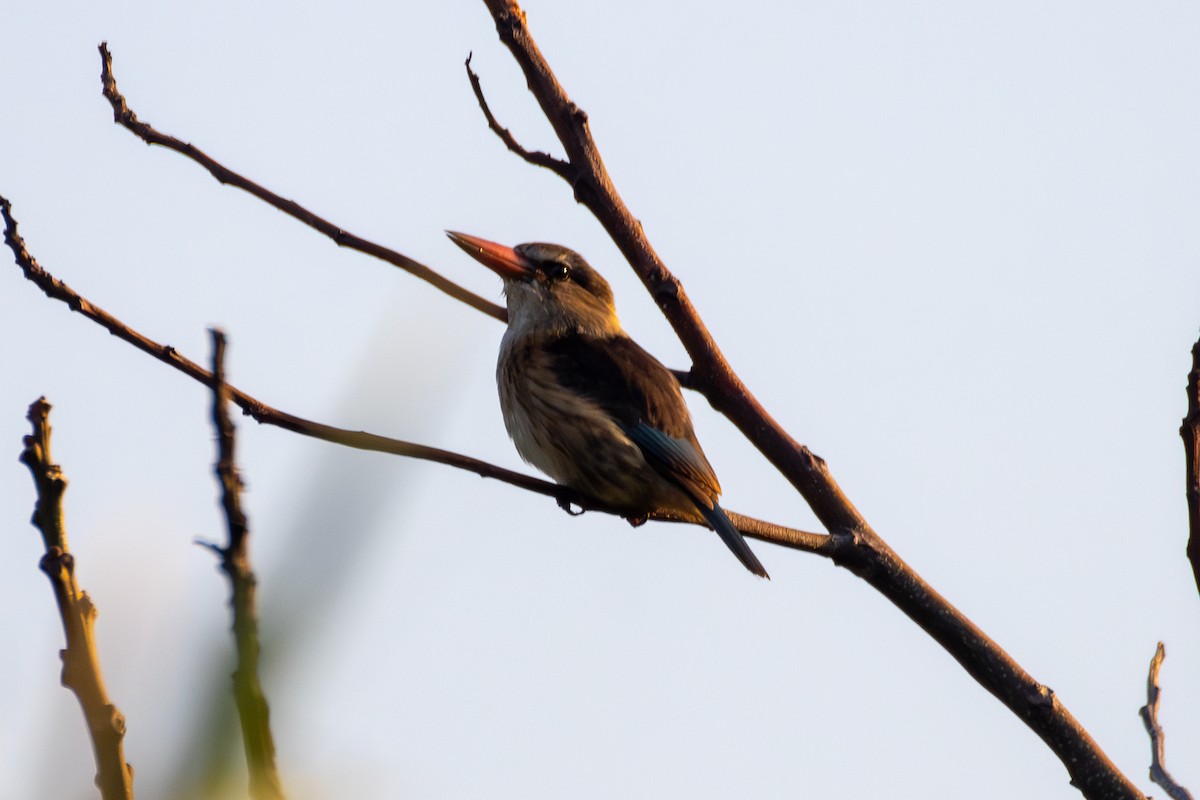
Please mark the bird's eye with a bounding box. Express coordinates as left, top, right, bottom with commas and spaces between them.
548, 262, 571, 281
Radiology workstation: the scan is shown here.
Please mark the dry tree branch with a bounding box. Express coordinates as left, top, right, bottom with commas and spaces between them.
201, 331, 287, 800
464, 53, 705, 394
19, 398, 135, 800
1181, 332, 1200, 599
474, 1, 864, 526
473, 2, 1145, 797
1138, 643, 1193, 800
97, 42, 505, 323
97, 44, 693, 388
465, 52, 573, 179
1, 195, 825, 556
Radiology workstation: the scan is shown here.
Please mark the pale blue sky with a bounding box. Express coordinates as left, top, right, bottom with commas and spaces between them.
2, 2, 1198, 798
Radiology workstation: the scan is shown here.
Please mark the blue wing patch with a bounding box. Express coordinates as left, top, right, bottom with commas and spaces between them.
621, 422, 720, 509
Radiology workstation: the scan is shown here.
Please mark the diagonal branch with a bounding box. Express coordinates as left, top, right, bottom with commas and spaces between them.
98, 43, 699, 387
1, 194, 826, 556
1138, 643, 1193, 800
20, 398, 135, 800
97, 42, 506, 323
474, 5, 865, 533
473, 2, 1145, 798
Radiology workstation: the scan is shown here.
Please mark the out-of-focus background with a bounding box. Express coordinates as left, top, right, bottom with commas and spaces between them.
2, 2, 1198, 798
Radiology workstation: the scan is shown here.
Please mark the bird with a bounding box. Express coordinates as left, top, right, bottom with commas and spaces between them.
446, 231, 769, 579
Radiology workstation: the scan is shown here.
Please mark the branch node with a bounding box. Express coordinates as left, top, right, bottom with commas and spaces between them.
652, 278, 682, 307
207, 332, 287, 800
495, 7, 526, 34
194, 537, 224, 557
19, 397, 134, 798
1027, 683, 1056, 708
463, 46, 573, 180
107, 705, 128, 736
38, 547, 73, 576
569, 173, 595, 204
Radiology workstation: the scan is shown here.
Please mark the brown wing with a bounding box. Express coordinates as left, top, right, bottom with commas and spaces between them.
542, 333, 722, 501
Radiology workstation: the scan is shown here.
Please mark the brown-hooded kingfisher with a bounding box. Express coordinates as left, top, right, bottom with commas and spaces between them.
447, 231, 769, 579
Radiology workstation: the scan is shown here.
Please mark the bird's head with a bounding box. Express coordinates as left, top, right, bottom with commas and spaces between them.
447, 231, 621, 337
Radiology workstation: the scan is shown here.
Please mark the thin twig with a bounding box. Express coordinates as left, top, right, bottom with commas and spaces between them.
1181, 332, 1200, 600
1139, 643, 1194, 800
474, 1, 870, 529
97, 42, 505, 323
97, 43, 698, 387
206, 332, 287, 800
464, 53, 574, 179
473, 2, 1145, 797
1, 194, 826, 556
463, 57, 702, 390
19, 398, 135, 800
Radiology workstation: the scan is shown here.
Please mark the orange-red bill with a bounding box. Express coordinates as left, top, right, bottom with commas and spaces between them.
446, 231, 534, 281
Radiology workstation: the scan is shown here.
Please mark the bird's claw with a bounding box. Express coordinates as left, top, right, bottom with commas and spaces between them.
556, 497, 585, 516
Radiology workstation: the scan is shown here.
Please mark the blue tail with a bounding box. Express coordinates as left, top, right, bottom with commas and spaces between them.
699, 502, 769, 579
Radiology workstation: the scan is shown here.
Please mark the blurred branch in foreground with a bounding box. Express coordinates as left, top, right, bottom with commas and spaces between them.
198, 331, 286, 800
19, 397, 135, 800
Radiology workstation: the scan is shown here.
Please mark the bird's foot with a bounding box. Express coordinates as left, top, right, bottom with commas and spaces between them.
556, 497, 586, 516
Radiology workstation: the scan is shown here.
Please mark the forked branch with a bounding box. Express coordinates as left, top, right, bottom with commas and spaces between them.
1, 195, 825, 556
464, 52, 573, 180
97, 44, 699, 387
2, 17, 1155, 796
472, 1, 1146, 797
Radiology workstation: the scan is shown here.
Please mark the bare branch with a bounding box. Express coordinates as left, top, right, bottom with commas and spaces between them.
1181, 331, 1200, 600
473, 2, 1145, 797
1139, 643, 1194, 800
476, 1, 862, 530
207, 332, 286, 800
20, 398, 134, 800
96, 44, 713, 388
1, 194, 825, 556
97, 42, 506, 323
464, 52, 573, 179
